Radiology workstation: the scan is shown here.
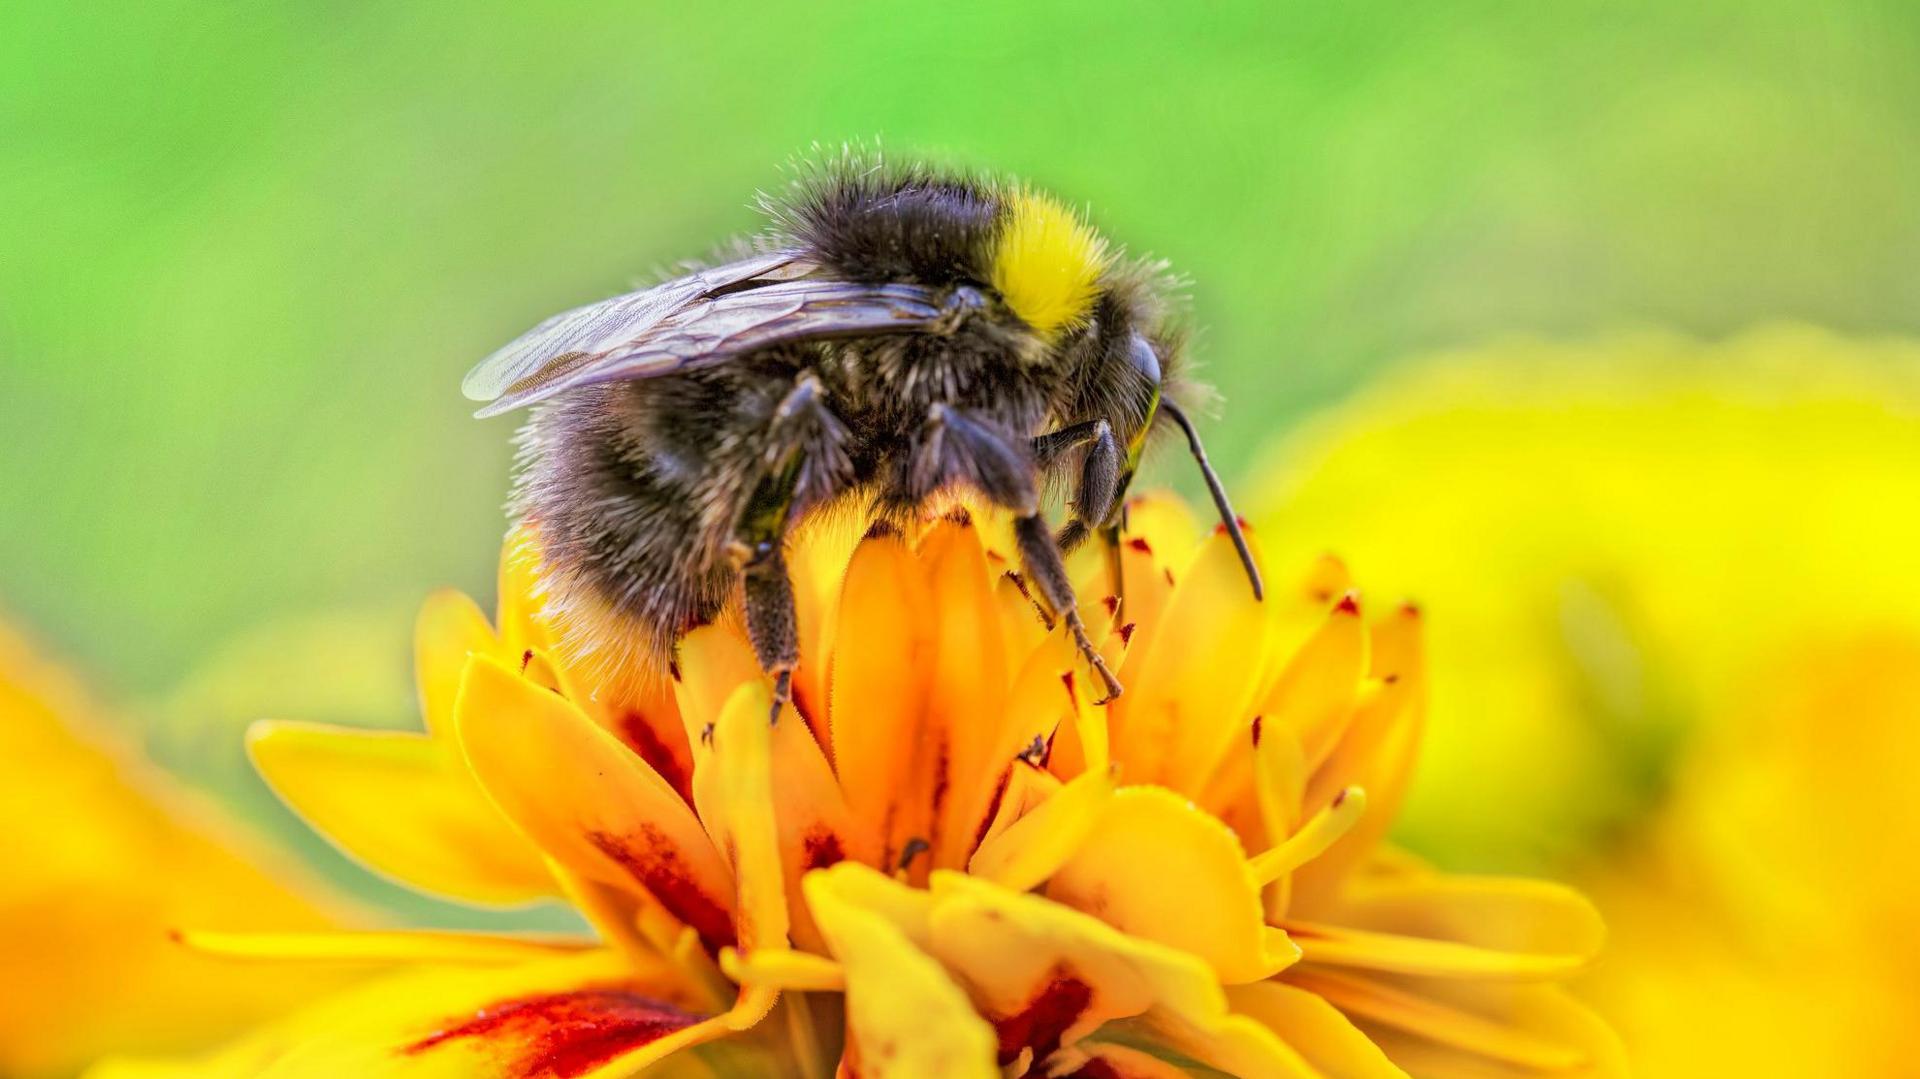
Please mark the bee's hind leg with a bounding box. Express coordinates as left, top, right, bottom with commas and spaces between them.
928, 406, 1124, 702
735, 373, 848, 725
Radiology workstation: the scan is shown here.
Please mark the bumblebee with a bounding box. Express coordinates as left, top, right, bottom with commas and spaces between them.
465, 159, 1259, 717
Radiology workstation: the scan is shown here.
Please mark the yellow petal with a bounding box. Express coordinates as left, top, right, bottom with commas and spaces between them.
247, 722, 554, 907
1046, 786, 1296, 984
1043, 1043, 1196, 1078
1226, 980, 1408, 1079
494, 525, 553, 655
974, 758, 1063, 854
803, 865, 998, 1078
1350, 983, 1627, 1079
1108, 529, 1272, 794
414, 589, 503, 737
1121, 491, 1204, 572
453, 655, 737, 952
1284, 968, 1591, 1073
174, 928, 595, 966
88, 951, 728, 1079
1297, 875, 1604, 980
967, 766, 1116, 893
923, 871, 1312, 1075
827, 529, 936, 871
1251, 716, 1309, 919
719, 949, 846, 992
707, 682, 789, 952
1292, 604, 1425, 913
672, 627, 856, 955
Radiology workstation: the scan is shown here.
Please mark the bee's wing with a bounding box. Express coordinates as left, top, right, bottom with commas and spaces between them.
464, 253, 950, 417
461, 251, 805, 409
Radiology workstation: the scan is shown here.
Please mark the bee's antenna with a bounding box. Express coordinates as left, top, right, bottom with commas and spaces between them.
1159, 400, 1263, 601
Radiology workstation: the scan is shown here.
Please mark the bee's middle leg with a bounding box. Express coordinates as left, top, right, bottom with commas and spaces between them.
925, 406, 1124, 701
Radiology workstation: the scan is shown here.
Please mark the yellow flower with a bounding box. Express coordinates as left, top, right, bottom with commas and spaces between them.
1241, 327, 1920, 1074
0, 615, 347, 1078
1584, 633, 1920, 1076
99, 496, 1617, 1078
1246, 326, 1920, 871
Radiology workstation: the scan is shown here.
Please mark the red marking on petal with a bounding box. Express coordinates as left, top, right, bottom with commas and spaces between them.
1333, 591, 1361, 615
993, 967, 1094, 1065
1125, 537, 1152, 554
971, 769, 1013, 852
1250, 714, 1264, 747
403, 987, 704, 1078
802, 829, 846, 871
1117, 622, 1136, 646
587, 829, 737, 953
618, 710, 694, 807
1100, 595, 1120, 617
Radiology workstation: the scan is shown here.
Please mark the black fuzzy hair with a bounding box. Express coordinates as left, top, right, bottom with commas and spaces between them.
760, 153, 1001, 286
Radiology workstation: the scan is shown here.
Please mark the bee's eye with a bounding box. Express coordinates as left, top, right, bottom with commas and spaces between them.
1128, 333, 1162, 386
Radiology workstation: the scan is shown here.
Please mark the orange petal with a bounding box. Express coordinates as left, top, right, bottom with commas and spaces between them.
247, 722, 554, 907
827, 529, 936, 871
454, 654, 737, 952
917, 516, 1010, 876
1262, 592, 1368, 773
1045, 786, 1297, 984
1107, 529, 1272, 794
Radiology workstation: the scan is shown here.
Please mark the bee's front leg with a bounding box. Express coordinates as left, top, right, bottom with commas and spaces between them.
1034, 420, 1127, 604
924, 406, 1124, 702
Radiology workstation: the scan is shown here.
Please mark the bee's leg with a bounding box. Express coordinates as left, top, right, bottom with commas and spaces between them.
930, 407, 1124, 701
734, 373, 848, 725
1031, 419, 1109, 469
1014, 513, 1124, 703
1052, 421, 1120, 556
1034, 421, 1128, 601
739, 539, 797, 725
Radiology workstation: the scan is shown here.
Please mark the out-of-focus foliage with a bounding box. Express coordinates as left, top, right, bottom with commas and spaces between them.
0, 618, 353, 1077
1248, 327, 1920, 871
7, 2, 1920, 694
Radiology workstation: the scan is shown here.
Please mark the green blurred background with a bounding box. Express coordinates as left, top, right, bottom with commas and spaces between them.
7, 1, 1920, 918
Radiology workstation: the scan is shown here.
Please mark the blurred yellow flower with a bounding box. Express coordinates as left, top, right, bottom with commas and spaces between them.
96, 497, 1618, 1077
0, 615, 347, 1078
1584, 633, 1920, 1076
1245, 326, 1920, 1074
1247, 325, 1920, 871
